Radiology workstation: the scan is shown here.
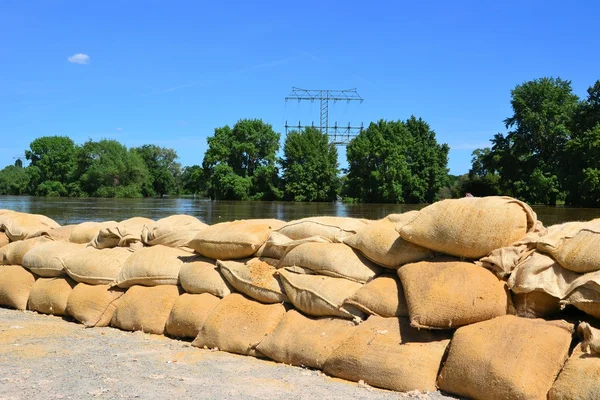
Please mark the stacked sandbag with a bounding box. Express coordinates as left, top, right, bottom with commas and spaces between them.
549, 322, 600, 399
191, 293, 286, 357
397, 258, 509, 329
141, 214, 207, 250
342, 274, 408, 318
28, 276, 76, 316
0, 265, 36, 310
0, 236, 52, 265
341, 212, 434, 269
277, 269, 365, 320
115, 245, 190, 288
165, 293, 221, 339
111, 285, 181, 335
66, 283, 124, 327
0, 211, 61, 241
397, 196, 537, 259
0, 232, 9, 248
218, 258, 287, 303
438, 315, 573, 400
22, 241, 84, 277
89, 217, 154, 249
323, 316, 451, 393
276, 216, 367, 242
256, 310, 356, 369
178, 256, 233, 297
40, 224, 77, 242
62, 246, 134, 285
188, 219, 285, 259
69, 221, 118, 244
255, 231, 331, 260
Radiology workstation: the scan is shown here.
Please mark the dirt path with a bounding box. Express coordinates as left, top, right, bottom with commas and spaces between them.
0, 308, 456, 399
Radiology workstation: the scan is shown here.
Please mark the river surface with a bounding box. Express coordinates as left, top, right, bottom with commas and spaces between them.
1, 195, 599, 227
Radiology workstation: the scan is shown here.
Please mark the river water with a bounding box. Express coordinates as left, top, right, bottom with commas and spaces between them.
1, 195, 599, 227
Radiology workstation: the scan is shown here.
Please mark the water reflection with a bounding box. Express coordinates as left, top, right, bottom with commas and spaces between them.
0, 195, 598, 226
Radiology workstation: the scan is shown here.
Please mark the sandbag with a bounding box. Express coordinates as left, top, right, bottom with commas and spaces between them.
165, 293, 221, 339
0, 265, 36, 310
62, 246, 134, 285
115, 246, 190, 288
0, 211, 60, 241
111, 285, 180, 335
538, 220, 600, 273
397, 258, 508, 329
512, 291, 561, 319
342, 212, 434, 269
579, 322, 600, 355
0, 232, 8, 248
69, 221, 118, 244
0, 236, 52, 265
323, 316, 451, 393
278, 242, 381, 283
141, 214, 207, 250
549, 342, 600, 400
342, 275, 408, 318
28, 277, 76, 316
178, 256, 233, 297
218, 258, 287, 303
191, 293, 286, 357
42, 224, 77, 241
256, 310, 355, 369
22, 241, 84, 277
188, 219, 285, 260
438, 315, 573, 400
66, 283, 124, 327
256, 231, 331, 260
90, 217, 154, 249
277, 269, 365, 320
397, 196, 537, 259
276, 216, 367, 242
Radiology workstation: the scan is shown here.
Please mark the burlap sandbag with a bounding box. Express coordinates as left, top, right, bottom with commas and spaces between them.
191, 293, 286, 357
276, 216, 367, 242
277, 269, 365, 320
538, 220, 600, 273
323, 316, 451, 393
342, 212, 434, 269
111, 285, 181, 335
178, 256, 233, 297
188, 219, 285, 260
141, 215, 207, 249
0, 265, 36, 310
62, 246, 134, 285
549, 343, 600, 400
397, 196, 537, 259
256, 310, 356, 369
90, 217, 154, 249
438, 315, 573, 400
42, 224, 77, 242
0, 211, 60, 241
512, 291, 561, 319
342, 275, 408, 318
22, 241, 84, 277
165, 293, 221, 339
0, 236, 52, 265
28, 277, 76, 316
278, 242, 381, 283
0, 232, 8, 248
66, 283, 124, 327
115, 246, 190, 288
579, 322, 600, 355
255, 231, 331, 260
69, 221, 118, 244
218, 258, 287, 303
397, 258, 508, 329
561, 273, 600, 318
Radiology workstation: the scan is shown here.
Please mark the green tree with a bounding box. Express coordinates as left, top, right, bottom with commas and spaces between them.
202, 119, 280, 200
281, 127, 339, 202
345, 117, 449, 203
0, 165, 30, 195
180, 165, 205, 195
132, 145, 181, 196
24, 136, 77, 196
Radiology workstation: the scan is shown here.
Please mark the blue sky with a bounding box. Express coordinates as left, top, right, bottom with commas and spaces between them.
1, 0, 599, 175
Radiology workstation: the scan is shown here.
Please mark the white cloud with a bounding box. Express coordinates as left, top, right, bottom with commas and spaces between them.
116, 127, 123, 131
68, 53, 90, 64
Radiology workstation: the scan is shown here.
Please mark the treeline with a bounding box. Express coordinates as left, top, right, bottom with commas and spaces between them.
458, 77, 600, 207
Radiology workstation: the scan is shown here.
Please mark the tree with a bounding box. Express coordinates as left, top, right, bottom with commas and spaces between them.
180, 165, 205, 195
202, 119, 281, 200
24, 136, 77, 196
14, 158, 23, 168
0, 165, 29, 195
344, 117, 449, 203
132, 145, 181, 196
281, 127, 339, 202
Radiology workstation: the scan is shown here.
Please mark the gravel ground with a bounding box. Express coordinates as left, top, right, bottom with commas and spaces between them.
0, 308, 458, 400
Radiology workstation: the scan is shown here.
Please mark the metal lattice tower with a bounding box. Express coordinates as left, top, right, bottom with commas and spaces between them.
285, 87, 364, 145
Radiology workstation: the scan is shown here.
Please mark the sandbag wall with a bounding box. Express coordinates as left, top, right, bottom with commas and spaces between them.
0, 199, 599, 399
